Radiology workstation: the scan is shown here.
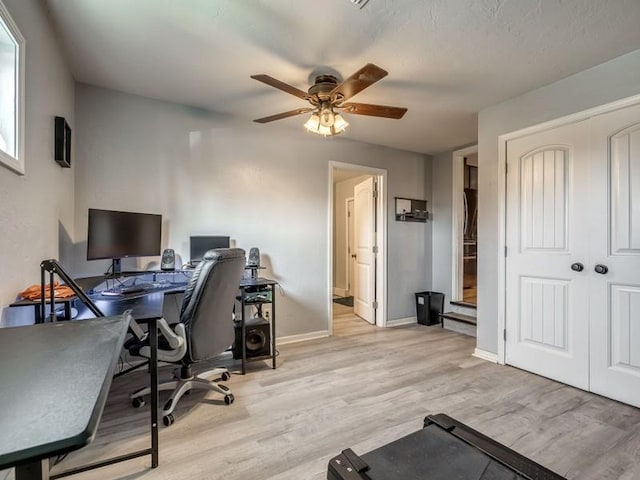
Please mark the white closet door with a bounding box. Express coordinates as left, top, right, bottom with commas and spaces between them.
589, 103, 640, 408
505, 121, 591, 389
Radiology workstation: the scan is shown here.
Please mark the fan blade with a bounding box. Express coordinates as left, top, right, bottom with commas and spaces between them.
253, 108, 312, 123
251, 74, 309, 100
330, 64, 388, 102
341, 102, 407, 119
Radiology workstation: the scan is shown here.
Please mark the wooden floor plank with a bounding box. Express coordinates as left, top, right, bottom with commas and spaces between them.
33, 310, 640, 480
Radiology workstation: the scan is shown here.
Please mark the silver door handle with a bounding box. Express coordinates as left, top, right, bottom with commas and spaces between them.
571, 262, 584, 272
594, 264, 608, 275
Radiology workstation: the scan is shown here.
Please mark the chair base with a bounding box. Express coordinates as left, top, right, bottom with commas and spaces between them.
131, 366, 233, 421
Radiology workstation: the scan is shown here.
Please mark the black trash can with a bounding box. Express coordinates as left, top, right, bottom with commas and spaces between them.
415, 291, 445, 326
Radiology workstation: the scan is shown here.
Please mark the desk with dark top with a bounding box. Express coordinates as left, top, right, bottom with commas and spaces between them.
21, 271, 279, 377
50, 290, 166, 479
9, 297, 75, 323
76, 272, 279, 375
0, 316, 130, 480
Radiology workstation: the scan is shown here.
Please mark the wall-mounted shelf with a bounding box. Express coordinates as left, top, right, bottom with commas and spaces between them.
395, 197, 428, 222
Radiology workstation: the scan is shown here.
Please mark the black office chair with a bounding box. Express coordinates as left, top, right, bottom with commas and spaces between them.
128, 248, 246, 426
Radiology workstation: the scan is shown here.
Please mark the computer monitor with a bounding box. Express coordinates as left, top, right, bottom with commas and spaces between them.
87, 208, 162, 274
189, 236, 230, 264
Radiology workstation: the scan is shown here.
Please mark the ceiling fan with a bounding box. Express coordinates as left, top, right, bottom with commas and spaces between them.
250, 63, 407, 136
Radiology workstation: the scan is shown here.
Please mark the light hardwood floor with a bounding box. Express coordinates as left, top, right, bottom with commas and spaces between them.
44, 306, 640, 480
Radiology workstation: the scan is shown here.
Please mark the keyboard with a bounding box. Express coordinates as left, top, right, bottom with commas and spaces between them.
100, 283, 154, 296
120, 285, 146, 294
100, 290, 123, 297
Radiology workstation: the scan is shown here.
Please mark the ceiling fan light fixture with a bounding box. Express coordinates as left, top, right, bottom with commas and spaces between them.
304, 113, 320, 132
304, 110, 348, 136
333, 113, 349, 133
319, 106, 335, 127
317, 124, 333, 136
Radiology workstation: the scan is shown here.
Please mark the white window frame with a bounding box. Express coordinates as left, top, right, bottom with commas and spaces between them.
0, 0, 25, 175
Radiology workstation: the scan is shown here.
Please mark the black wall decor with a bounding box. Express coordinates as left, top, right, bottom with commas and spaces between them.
395, 197, 428, 222
54, 116, 71, 168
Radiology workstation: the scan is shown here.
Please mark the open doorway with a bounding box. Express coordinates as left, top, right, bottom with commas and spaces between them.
329, 162, 387, 333
462, 154, 478, 304
452, 145, 478, 306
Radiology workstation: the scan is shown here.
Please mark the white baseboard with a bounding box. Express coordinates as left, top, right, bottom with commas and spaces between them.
386, 316, 417, 327
278, 330, 330, 345
333, 287, 348, 297
473, 348, 498, 363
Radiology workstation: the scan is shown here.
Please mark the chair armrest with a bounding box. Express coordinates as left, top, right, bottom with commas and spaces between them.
157, 318, 183, 349
125, 310, 148, 342
136, 318, 187, 363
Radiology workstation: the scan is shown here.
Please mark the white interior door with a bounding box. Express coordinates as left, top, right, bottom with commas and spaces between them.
505, 121, 591, 390
588, 103, 640, 407
354, 177, 375, 324
347, 198, 355, 297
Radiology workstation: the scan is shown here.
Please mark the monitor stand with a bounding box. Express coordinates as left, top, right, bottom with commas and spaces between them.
111, 258, 121, 276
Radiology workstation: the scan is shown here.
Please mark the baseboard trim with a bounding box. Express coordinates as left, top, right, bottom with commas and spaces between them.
386, 316, 417, 327
473, 348, 498, 363
278, 330, 330, 345
333, 287, 348, 297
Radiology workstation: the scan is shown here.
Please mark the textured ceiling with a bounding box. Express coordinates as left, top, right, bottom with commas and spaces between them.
46, 0, 640, 155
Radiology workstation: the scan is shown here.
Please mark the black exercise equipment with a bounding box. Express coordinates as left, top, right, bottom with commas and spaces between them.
327, 413, 564, 480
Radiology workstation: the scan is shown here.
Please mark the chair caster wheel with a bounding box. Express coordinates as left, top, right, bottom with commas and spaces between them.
224, 394, 234, 405
131, 397, 146, 408
221, 372, 231, 381
163, 414, 175, 426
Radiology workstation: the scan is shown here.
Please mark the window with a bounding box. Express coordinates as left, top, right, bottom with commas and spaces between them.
0, 0, 24, 175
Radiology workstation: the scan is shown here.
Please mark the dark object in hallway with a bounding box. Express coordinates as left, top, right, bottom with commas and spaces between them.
333, 296, 354, 307
415, 291, 444, 325
327, 413, 564, 480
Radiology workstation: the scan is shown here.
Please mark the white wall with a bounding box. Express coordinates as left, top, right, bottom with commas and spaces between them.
71, 84, 432, 337
430, 151, 454, 308
390, 156, 433, 320
333, 174, 368, 294
0, 0, 75, 327
477, 49, 640, 354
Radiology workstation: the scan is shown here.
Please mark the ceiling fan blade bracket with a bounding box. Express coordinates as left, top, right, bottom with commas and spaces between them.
308, 94, 322, 107
330, 93, 345, 105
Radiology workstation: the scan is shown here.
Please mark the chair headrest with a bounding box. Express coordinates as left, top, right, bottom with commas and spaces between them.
202, 248, 244, 263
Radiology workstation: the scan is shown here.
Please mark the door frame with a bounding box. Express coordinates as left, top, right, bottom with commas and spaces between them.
452, 145, 478, 303
329, 161, 388, 334
496, 92, 640, 364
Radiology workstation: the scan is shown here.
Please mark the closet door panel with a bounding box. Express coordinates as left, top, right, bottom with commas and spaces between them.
589, 104, 640, 408
505, 121, 590, 390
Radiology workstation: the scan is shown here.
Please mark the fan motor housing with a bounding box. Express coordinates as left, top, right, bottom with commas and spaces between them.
308, 75, 339, 101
